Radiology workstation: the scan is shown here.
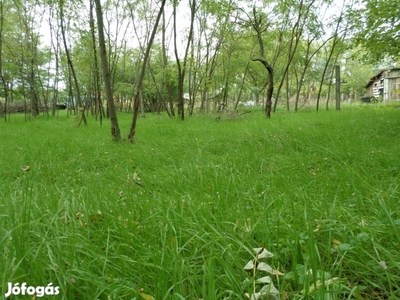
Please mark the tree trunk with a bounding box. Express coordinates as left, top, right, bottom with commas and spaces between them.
0, 0, 9, 121
128, 0, 166, 142
173, 0, 196, 121
59, 1, 87, 125
89, 0, 104, 126
251, 7, 274, 118
94, 0, 120, 139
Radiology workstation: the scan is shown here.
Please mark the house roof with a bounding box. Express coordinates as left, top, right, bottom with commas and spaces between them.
366, 67, 400, 88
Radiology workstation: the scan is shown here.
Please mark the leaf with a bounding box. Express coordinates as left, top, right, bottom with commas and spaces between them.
254, 247, 274, 259
257, 262, 273, 272
22, 165, 30, 171
133, 172, 141, 181
259, 282, 280, 300
260, 282, 279, 294
378, 261, 387, 270
244, 260, 255, 270
356, 232, 369, 242
257, 262, 284, 275
139, 292, 155, 300
305, 277, 341, 294
271, 269, 285, 276
337, 243, 353, 251
332, 239, 341, 248
245, 281, 280, 300
255, 276, 272, 284
244, 291, 264, 300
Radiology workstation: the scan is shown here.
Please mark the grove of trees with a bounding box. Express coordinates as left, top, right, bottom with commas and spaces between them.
0, 0, 398, 139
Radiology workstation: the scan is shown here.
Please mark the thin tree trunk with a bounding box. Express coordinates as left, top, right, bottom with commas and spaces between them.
59, 1, 87, 125
128, 0, 166, 142
173, 0, 196, 120
0, 0, 9, 121
251, 7, 273, 118
48, 5, 60, 116
316, 1, 347, 111
94, 0, 117, 134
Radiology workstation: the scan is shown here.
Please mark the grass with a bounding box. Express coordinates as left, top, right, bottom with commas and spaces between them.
0, 105, 399, 299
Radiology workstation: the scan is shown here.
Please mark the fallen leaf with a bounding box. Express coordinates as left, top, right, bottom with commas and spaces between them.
23, 166, 30, 171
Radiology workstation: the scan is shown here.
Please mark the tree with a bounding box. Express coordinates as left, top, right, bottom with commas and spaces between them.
272, 0, 317, 112
0, 0, 8, 120
249, 7, 274, 118
351, 0, 400, 61
94, 0, 121, 140
59, 0, 87, 125
173, 0, 196, 120
128, 0, 166, 142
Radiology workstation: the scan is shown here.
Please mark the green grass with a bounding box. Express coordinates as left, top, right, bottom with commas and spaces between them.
0, 106, 399, 299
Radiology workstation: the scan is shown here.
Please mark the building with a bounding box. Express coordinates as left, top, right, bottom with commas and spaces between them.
365, 68, 400, 102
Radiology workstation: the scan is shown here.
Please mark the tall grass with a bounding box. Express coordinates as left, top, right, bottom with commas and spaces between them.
1, 106, 399, 299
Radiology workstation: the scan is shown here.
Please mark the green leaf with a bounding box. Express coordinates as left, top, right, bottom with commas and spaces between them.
337, 243, 353, 251
139, 292, 155, 300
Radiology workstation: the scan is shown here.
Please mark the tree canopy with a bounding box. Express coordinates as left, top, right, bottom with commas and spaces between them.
351, 0, 400, 62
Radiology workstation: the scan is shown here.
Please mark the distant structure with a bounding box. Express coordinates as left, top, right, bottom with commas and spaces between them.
365, 67, 400, 102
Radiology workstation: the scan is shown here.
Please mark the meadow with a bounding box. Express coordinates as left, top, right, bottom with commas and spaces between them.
0, 104, 399, 299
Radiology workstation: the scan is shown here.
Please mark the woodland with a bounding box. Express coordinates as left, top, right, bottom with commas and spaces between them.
0, 0, 399, 139
1, 1, 400, 299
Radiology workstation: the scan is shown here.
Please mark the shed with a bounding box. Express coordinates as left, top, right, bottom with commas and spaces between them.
365, 68, 400, 102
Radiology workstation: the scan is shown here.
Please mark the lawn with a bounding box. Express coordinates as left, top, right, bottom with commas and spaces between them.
0, 105, 399, 299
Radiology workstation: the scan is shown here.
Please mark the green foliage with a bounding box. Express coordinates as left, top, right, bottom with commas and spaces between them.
1, 107, 400, 299
2, 0, 388, 115
350, 0, 400, 61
